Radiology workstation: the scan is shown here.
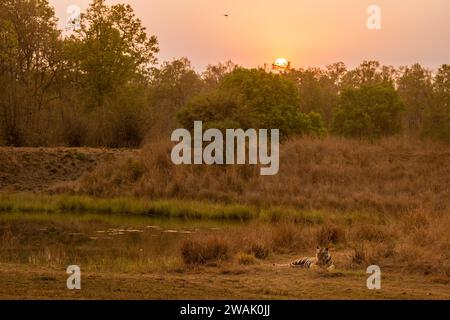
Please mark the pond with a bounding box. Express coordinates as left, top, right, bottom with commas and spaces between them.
0, 211, 247, 272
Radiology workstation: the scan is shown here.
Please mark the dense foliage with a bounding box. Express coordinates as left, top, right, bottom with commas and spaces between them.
0, 0, 449, 146
178, 68, 326, 137
332, 83, 403, 139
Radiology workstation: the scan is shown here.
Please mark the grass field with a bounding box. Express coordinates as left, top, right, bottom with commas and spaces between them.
0, 207, 448, 299
1, 261, 449, 300
0, 193, 328, 222
0, 139, 449, 300
75, 137, 450, 215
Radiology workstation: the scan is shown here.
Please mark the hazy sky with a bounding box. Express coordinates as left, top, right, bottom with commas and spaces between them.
49, 0, 450, 71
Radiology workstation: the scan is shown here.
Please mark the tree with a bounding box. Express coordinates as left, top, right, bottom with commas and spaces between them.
68, 0, 159, 110
149, 58, 204, 132
178, 68, 326, 137
397, 64, 433, 135
0, 0, 61, 145
286, 67, 339, 127
62, 0, 159, 146
326, 62, 348, 89
202, 60, 237, 91
423, 65, 450, 142
332, 82, 404, 139
341, 61, 396, 89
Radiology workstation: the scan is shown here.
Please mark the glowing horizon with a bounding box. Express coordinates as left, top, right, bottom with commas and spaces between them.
49, 0, 450, 71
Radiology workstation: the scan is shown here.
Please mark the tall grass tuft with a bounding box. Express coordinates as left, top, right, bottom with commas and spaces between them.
181, 236, 230, 265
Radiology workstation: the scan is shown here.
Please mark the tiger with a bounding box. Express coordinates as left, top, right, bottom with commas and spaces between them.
290, 246, 335, 271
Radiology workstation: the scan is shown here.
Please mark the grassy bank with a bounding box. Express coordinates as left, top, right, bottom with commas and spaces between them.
72, 136, 450, 215
0, 193, 327, 223
0, 199, 448, 280
0, 192, 448, 299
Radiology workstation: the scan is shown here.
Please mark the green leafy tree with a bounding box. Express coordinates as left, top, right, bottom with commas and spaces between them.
61, 0, 159, 146
342, 61, 396, 89
397, 64, 434, 135
286, 67, 339, 127
326, 62, 348, 88
178, 68, 326, 137
68, 0, 159, 110
332, 82, 404, 139
423, 65, 450, 142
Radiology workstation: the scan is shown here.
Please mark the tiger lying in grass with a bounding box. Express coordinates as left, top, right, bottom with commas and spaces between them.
290, 247, 335, 271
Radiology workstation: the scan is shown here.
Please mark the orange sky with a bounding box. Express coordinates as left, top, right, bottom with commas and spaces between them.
50, 0, 450, 71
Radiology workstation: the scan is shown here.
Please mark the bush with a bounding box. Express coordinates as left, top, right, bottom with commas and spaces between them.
181, 237, 230, 265
271, 223, 299, 251
316, 223, 346, 246
178, 68, 326, 138
351, 224, 390, 242
332, 82, 404, 139
126, 158, 145, 181
236, 253, 257, 265
247, 243, 270, 259
350, 243, 369, 266
423, 104, 450, 142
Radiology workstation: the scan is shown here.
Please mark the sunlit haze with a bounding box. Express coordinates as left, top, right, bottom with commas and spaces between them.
50, 0, 450, 70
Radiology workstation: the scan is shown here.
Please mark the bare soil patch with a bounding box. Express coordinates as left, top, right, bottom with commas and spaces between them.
0, 147, 135, 192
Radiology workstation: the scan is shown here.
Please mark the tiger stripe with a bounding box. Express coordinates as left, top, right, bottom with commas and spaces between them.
290, 247, 335, 271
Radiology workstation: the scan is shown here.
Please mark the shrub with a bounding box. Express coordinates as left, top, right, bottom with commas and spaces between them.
316, 223, 346, 246
177, 68, 326, 138
271, 223, 298, 251
351, 243, 368, 266
247, 243, 270, 259
127, 158, 145, 181
351, 224, 391, 242
236, 253, 257, 265
180, 237, 230, 265
332, 82, 404, 139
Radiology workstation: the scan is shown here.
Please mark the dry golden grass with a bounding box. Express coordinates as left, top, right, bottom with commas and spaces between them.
235, 252, 258, 265
0, 137, 449, 298
181, 236, 230, 265
2, 260, 449, 299
76, 136, 450, 214
0, 208, 448, 299
2, 212, 446, 278
172, 211, 449, 278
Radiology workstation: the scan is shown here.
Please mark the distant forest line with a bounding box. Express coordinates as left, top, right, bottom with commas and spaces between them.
1, 0, 449, 147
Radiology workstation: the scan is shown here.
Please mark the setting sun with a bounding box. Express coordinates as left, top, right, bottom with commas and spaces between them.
272, 58, 290, 71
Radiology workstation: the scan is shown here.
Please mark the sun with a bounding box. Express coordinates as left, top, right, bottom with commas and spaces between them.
272, 58, 290, 72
